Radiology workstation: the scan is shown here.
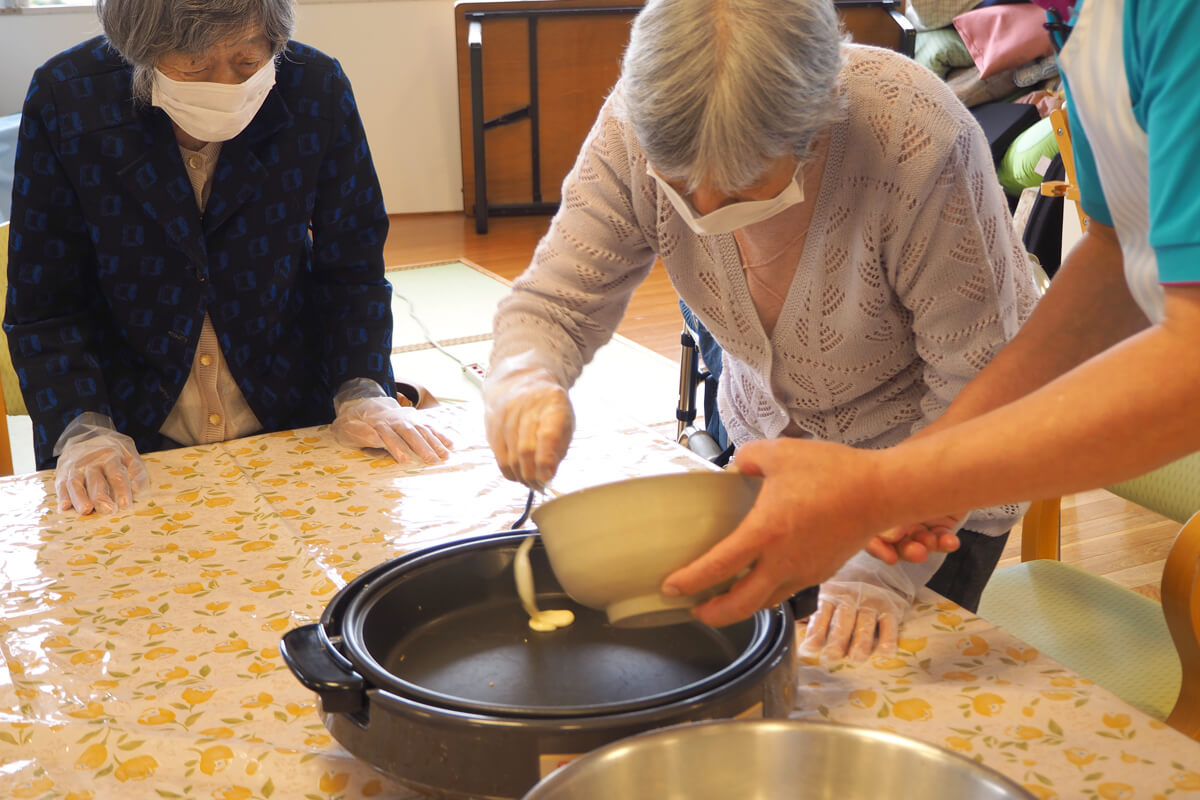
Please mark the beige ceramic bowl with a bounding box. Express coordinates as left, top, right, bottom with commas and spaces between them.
530, 471, 762, 628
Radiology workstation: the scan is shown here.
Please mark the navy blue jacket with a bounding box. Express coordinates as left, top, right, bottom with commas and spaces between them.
4, 37, 395, 470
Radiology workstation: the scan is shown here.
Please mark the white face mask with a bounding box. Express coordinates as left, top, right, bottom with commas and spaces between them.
647, 162, 805, 236
152, 60, 276, 143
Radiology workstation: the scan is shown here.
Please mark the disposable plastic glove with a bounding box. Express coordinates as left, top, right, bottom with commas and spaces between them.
797, 551, 942, 663
54, 412, 150, 516
332, 378, 452, 465
482, 352, 574, 489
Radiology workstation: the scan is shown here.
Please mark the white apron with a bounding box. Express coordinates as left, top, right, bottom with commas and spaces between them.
1059, 0, 1166, 323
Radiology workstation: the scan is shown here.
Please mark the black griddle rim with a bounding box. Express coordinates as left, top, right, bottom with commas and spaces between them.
327, 531, 785, 719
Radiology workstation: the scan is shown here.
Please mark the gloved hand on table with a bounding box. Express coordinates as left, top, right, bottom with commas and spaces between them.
332, 378, 452, 465
482, 352, 574, 489
798, 550, 944, 663
54, 412, 150, 516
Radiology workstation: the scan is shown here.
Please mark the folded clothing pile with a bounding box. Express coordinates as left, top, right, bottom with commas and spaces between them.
909, 0, 1065, 196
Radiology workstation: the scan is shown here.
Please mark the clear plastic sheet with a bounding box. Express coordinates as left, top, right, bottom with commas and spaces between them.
1, 401, 1195, 798
0, 401, 713, 798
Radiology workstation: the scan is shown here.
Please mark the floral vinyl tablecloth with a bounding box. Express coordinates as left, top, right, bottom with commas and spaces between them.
790, 594, 1200, 799
0, 402, 713, 800
0, 401, 1197, 800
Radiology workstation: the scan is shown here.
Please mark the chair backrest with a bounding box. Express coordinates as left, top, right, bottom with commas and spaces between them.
0, 221, 15, 475
1015, 464, 1200, 740
1021, 452, 1200, 560
1107, 452, 1200, 525
1163, 510, 1200, 739
1008, 498, 1200, 739
0, 356, 9, 476
1, 221, 26, 417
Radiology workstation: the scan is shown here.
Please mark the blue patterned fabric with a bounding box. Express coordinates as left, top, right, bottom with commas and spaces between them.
3, 37, 395, 469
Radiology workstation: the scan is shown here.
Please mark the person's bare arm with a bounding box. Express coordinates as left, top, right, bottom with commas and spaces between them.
879, 281, 1200, 515
918, 222, 1148, 432
869, 221, 1147, 562
666, 270, 1200, 626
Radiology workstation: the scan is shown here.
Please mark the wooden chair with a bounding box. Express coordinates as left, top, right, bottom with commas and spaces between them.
0, 363, 9, 477
1039, 107, 1089, 232
977, 463, 1200, 741
979, 102, 1200, 739
0, 221, 18, 476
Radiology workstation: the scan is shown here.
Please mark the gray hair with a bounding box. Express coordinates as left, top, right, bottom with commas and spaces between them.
97, 0, 296, 103
623, 0, 847, 193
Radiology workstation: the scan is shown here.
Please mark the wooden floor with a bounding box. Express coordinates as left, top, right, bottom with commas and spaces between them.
385, 211, 1173, 602
383, 213, 686, 361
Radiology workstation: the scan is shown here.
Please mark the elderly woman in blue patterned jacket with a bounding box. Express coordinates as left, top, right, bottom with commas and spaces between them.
4, 0, 450, 515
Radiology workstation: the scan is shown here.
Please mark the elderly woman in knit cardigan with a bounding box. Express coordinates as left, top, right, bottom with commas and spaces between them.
483, 0, 1036, 658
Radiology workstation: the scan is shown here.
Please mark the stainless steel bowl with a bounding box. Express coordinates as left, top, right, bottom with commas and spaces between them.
521, 719, 1036, 799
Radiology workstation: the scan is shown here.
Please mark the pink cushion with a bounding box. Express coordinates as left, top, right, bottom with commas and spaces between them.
953, 4, 1056, 79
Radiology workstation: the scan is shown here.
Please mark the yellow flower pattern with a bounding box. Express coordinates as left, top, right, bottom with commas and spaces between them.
792, 594, 1200, 796
1, 410, 1197, 798
0, 411, 752, 798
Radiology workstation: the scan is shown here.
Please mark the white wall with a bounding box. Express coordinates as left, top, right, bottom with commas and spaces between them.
0, 8, 103, 112
0, 0, 465, 214
295, 1, 463, 212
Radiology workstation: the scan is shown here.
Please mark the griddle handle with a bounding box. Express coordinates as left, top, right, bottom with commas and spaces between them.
280, 624, 366, 714
788, 585, 820, 620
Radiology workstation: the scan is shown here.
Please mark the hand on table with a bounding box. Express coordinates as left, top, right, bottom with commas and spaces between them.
483, 353, 574, 490
798, 580, 908, 663
866, 513, 965, 565
662, 438, 889, 628
55, 418, 149, 515
332, 395, 452, 465
795, 552, 924, 663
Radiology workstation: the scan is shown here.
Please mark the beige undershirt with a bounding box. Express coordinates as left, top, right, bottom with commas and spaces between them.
159, 141, 263, 446
732, 136, 828, 438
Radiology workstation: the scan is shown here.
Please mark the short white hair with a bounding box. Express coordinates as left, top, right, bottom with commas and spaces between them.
623, 0, 847, 193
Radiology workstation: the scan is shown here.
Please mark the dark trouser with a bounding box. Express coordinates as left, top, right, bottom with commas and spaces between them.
924, 528, 1010, 613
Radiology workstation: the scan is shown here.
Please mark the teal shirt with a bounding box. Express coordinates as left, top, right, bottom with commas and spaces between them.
1064, 0, 1200, 283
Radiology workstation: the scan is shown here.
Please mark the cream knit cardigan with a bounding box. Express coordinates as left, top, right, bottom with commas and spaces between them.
491, 46, 1037, 533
